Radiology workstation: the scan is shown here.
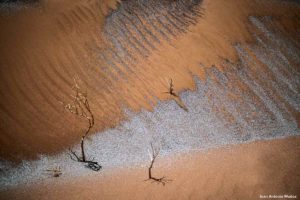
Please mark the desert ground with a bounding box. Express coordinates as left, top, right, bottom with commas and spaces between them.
1, 137, 300, 200
0, 0, 299, 199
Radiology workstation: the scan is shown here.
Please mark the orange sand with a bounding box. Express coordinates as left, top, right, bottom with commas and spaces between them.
1, 136, 299, 199
0, 0, 299, 162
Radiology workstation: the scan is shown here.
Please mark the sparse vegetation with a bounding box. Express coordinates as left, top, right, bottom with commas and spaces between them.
61, 77, 101, 171
164, 78, 188, 112
144, 143, 171, 186
164, 78, 178, 97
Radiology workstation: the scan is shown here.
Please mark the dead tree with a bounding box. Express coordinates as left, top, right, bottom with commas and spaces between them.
144, 143, 171, 186
61, 78, 101, 171
163, 78, 188, 112
164, 78, 178, 97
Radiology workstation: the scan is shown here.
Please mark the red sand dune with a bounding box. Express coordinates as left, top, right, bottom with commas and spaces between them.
0, 0, 300, 199
0, 0, 299, 162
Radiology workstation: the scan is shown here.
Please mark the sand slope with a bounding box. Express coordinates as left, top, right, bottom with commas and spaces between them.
0, 0, 299, 162
0, 1, 299, 198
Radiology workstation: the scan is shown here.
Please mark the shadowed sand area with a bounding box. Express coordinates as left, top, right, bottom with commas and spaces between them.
1, 136, 299, 199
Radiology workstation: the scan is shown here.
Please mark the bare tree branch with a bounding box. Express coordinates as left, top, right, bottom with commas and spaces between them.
163, 78, 188, 112
144, 143, 172, 186
61, 77, 101, 171
163, 78, 178, 97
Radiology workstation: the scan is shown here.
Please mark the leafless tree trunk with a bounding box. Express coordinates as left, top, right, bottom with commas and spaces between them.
144, 143, 171, 186
163, 78, 178, 97
61, 77, 101, 171
164, 78, 188, 112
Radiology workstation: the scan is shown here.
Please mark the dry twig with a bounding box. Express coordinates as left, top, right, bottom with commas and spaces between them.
163, 78, 188, 112
144, 143, 171, 186
163, 78, 178, 97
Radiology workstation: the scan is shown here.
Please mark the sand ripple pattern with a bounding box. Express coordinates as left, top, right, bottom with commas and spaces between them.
0, 0, 205, 161
102, 0, 203, 70
1, 15, 299, 188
